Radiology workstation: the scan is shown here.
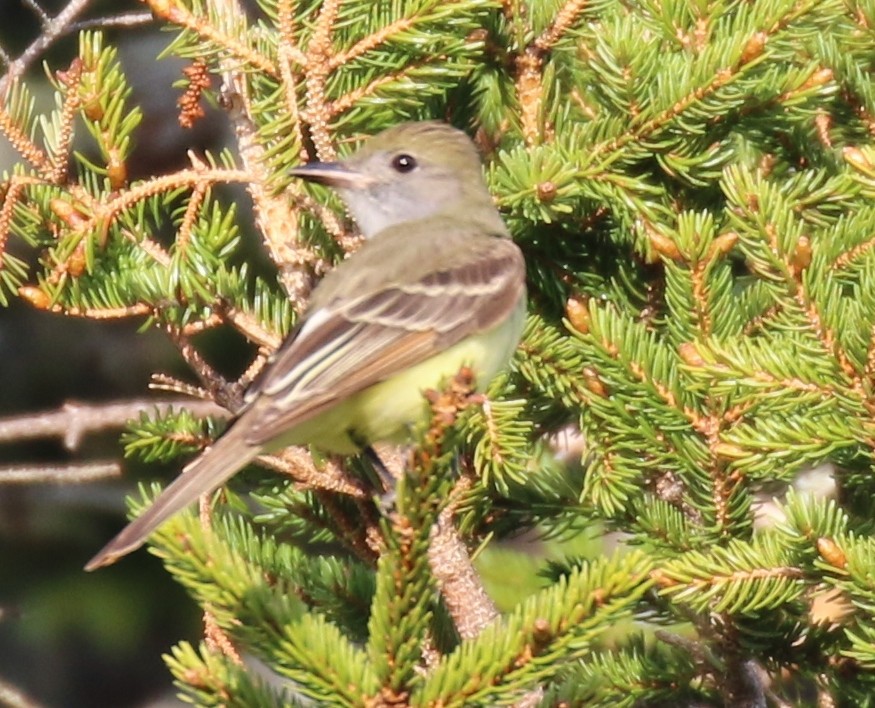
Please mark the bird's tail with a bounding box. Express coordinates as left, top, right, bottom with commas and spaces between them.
84, 424, 260, 571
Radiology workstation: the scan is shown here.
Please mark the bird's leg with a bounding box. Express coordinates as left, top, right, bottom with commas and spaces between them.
363, 445, 394, 490
363, 445, 399, 513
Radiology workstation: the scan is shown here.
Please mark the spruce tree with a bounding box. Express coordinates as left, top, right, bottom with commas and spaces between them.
3, 0, 875, 704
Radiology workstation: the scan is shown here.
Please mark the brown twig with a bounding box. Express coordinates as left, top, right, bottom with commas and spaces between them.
0, 4, 153, 100
200, 490, 244, 666
427, 476, 499, 640
223, 306, 282, 349
86, 167, 253, 226
319, 489, 381, 563
150, 373, 212, 401
256, 448, 370, 500
28, 300, 154, 319
165, 328, 242, 412
204, 608, 243, 665
177, 178, 208, 252
288, 190, 359, 255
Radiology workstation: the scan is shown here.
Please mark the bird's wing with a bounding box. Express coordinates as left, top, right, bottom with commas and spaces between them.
242, 234, 525, 446
84, 231, 524, 571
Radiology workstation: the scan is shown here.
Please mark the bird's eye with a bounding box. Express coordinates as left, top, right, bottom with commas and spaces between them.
391, 154, 417, 173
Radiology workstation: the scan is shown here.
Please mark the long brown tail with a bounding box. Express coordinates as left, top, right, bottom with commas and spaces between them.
84, 423, 260, 570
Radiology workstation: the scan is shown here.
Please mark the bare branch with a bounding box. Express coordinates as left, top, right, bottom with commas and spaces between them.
0, 0, 92, 96
69, 11, 155, 33
22, 0, 51, 28
0, 461, 121, 485
0, 397, 228, 451
0, 675, 43, 708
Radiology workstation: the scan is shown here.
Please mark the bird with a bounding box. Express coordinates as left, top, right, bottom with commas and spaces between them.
85, 121, 527, 570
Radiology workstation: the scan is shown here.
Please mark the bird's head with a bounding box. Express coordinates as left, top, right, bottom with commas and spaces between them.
290, 122, 504, 237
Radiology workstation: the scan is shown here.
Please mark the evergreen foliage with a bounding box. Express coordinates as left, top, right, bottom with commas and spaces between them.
4, 0, 875, 703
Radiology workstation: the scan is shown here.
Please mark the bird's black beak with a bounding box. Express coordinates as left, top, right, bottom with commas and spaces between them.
289, 162, 375, 189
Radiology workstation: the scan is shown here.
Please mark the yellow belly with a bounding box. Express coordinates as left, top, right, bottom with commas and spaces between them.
280, 300, 526, 454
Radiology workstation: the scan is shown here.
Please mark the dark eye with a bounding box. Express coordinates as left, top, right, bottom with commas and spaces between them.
391, 154, 417, 173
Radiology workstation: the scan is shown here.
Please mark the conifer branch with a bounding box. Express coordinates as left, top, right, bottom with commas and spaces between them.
290, 191, 358, 253
30, 164, 253, 292
47, 58, 84, 184
327, 17, 415, 70
6, 1, 875, 702
275, 0, 308, 67
144, 0, 278, 78
253, 452, 382, 564
690, 262, 714, 336
0, 103, 48, 169
276, 0, 306, 159
831, 232, 875, 272
178, 178, 208, 253
534, 0, 589, 52
504, 0, 589, 145
216, 0, 319, 307
98, 167, 253, 224
326, 491, 383, 561
198, 495, 246, 667
0, 180, 25, 269
302, 0, 341, 161
595, 67, 740, 158
418, 551, 653, 705
203, 607, 243, 666
325, 55, 450, 117
796, 293, 857, 378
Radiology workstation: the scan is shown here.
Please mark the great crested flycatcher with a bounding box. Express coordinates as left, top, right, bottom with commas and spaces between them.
86, 121, 527, 570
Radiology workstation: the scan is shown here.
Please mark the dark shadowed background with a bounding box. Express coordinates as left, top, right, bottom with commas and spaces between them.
0, 2, 253, 704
